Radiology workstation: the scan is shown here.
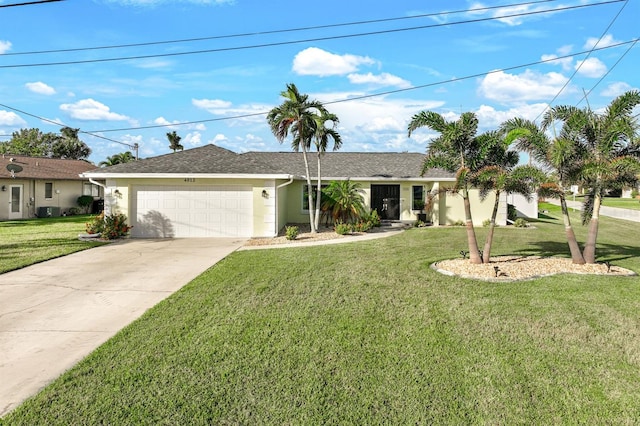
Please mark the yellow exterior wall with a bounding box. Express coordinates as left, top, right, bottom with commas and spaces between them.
432, 184, 500, 226
102, 177, 502, 236
106, 177, 281, 238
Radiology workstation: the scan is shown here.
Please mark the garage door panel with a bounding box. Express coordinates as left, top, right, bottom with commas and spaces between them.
132, 185, 253, 238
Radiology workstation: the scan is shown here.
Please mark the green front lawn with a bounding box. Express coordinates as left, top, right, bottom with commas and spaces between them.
0, 215, 105, 274
601, 196, 640, 210
4, 204, 640, 423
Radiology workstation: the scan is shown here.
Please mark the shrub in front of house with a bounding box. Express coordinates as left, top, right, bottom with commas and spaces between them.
86, 212, 132, 239
285, 225, 299, 241
514, 218, 529, 228
77, 195, 94, 214
352, 220, 372, 233
334, 222, 352, 235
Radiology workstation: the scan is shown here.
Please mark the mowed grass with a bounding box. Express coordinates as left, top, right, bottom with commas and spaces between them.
0, 215, 105, 274
4, 204, 640, 424
601, 196, 640, 211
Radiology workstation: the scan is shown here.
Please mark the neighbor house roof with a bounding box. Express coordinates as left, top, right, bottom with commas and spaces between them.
82, 144, 455, 180
0, 155, 96, 180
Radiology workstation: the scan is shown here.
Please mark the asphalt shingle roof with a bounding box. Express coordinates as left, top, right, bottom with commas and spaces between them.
85, 144, 454, 180
0, 155, 96, 180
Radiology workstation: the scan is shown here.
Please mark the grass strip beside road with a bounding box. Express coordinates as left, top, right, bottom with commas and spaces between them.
4, 204, 640, 423
0, 215, 105, 274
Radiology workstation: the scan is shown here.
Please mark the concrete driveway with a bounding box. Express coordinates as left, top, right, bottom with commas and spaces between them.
0, 237, 246, 417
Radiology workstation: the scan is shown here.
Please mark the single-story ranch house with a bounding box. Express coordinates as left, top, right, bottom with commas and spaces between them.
0, 154, 102, 221
82, 144, 525, 239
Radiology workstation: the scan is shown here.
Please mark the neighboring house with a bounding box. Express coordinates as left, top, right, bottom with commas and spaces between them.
0, 154, 102, 221
81, 144, 525, 239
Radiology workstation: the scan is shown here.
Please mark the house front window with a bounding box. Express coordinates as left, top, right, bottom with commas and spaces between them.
412, 185, 424, 210
45, 182, 53, 199
302, 185, 327, 211
83, 182, 100, 197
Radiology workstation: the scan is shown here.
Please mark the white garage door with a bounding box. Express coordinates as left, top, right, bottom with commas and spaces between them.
132, 185, 253, 238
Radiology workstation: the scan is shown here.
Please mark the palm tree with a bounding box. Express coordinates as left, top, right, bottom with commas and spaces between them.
408, 111, 485, 264
321, 180, 366, 224
470, 129, 544, 263
99, 151, 135, 167
541, 90, 640, 263
167, 131, 184, 153
267, 83, 328, 233
312, 110, 342, 231
502, 118, 587, 264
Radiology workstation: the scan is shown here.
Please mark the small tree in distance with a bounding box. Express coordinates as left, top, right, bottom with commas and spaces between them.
167, 131, 184, 153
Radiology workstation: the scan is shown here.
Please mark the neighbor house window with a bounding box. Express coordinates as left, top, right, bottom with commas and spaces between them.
83, 182, 100, 197
412, 186, 424, 210
45, 182, 53, 199
302, 185, 327, 211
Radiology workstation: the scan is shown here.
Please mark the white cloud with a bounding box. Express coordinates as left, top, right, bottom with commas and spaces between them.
292, 47, 375, 77
0, 110, 27, 127
601, 82, 636, 97
25, 82, 56, 95
133, 59, 174, 69
478, 70, 570, 103
475, 103, 548, 129
584, 34, 620, 50
192, 98, 232, 113
183, 132, 203, 147
541, 45, 573, 70
220, 133, 267, 153
575, 57, 607, 78
314, 92, 444, 136
0, 40, 11, 54
59, 99, 130, 121
192, 98, 268, 126
347, 72, 411, 88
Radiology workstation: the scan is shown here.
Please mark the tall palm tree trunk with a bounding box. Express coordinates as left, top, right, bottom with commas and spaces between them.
560, 196, 586, 264
582, 193, 601, 264
482, 192, 500, 264
463, 188, 482, 264
314, 153, 322, 231
301, 144, 317, 233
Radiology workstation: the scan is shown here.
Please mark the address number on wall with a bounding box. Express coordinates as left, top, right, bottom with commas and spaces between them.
184, 178, 196, 182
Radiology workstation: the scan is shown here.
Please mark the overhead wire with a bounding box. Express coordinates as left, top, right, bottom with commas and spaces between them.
535, 0, 630, 120
2, 0, 559, 57
0, 102, 138, 149
579, 38, 639, 104
0, 0, 624, 69
81, 39, 639, 134
0, 0, 633, 149
0, 0, 63, 8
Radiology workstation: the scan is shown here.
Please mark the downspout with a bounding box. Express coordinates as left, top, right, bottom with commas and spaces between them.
274, 177, 294, 237
89, 178, 107, 192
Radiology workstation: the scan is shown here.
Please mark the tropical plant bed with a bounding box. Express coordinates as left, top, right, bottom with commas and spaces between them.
244, 223, 385, 247
434, 255, 635, 281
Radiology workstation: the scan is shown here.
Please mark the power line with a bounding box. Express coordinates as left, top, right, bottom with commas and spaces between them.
579, 37, 639, 104
84, 38, 639, 134
0, 102, 138, 150
3, 0, 559, 57
0, 0, 623, 69
0, 0, 63, 7
535, 0, 630, 119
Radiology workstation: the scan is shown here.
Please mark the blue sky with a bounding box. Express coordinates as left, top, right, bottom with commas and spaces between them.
0, 0, 638, 165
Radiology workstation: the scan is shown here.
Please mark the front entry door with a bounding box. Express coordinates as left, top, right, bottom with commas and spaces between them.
9, 185, 23, 220
371, 185, 400, 220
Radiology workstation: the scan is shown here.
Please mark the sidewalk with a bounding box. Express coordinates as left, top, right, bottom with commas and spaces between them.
545, 199, 640, 223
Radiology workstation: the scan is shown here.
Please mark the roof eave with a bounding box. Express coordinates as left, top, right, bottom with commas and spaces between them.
80, 172, 294, 179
